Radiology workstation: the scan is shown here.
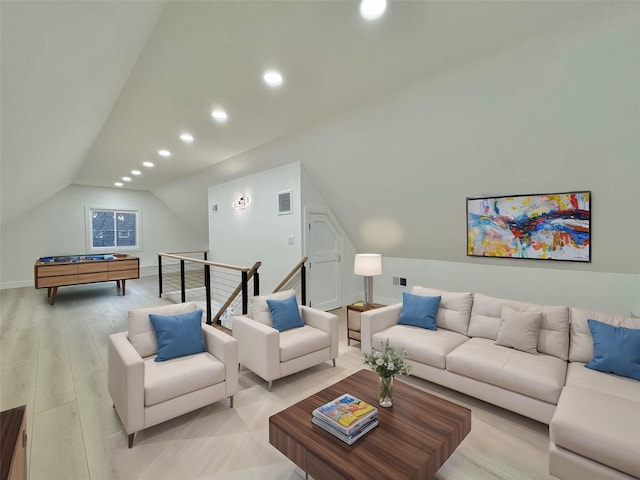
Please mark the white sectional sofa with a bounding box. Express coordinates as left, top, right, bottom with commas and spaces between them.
361, 286, 640, 480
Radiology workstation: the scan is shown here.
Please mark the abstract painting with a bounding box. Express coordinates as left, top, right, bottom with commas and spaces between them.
467, 191, 591, 262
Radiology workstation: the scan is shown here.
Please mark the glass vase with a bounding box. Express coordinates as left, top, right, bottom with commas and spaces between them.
378, 375, 394, 407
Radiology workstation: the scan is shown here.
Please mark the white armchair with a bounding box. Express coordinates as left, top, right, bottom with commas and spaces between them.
232, 290, 339, 391
108, 302, 238, 447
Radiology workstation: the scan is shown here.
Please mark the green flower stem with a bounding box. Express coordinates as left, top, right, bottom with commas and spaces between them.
379, 375, 393, 407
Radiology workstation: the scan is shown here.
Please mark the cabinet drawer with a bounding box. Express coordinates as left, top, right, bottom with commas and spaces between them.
36, 264, 77, 277
37, 275, 79, 287
347, 311, 362, 331
108, 259, 138, 271
348, 329, 361, 341
77, 262, 108, 274
77, 272, 109, 284
108, 269, 138, 281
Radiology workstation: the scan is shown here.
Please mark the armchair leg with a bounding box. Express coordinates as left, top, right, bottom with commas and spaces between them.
268, 380, 273, 392
128, 433, 135, 448
229, 395, 234, 408
332, 359, 336, 367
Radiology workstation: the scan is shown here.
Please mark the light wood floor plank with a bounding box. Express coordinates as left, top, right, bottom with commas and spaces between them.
30, 400, 90, 479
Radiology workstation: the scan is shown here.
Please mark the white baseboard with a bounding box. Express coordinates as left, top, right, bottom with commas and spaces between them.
0, 280, 33, 290
140, 265, 158, 277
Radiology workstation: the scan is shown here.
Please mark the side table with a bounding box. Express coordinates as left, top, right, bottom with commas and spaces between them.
346, 302, 386, 346
1, 405, 27, 480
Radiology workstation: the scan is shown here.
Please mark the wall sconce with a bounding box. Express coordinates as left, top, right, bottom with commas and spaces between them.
232, 195, 251, 209
354, 253, 382, 306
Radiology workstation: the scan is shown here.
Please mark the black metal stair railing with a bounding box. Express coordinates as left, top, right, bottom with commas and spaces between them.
157, 250, 260, 326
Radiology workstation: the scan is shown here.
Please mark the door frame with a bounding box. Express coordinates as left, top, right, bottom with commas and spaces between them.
303, 206, 344, 310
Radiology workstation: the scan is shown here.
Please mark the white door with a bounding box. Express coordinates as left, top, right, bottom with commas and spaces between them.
306, 211, 342, 310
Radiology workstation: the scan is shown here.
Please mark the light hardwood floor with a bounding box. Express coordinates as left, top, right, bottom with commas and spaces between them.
0, 277, 556, 479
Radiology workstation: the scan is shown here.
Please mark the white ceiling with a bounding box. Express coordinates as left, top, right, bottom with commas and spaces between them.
1, 0, 607, 227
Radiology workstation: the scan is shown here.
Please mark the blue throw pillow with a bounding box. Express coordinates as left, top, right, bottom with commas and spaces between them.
149, 310, 206, 362
267, 295, 304, 332
585, 319, 640, 381
398, 292, 441, 330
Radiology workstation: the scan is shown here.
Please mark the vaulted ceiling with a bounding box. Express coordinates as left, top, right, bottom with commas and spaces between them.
1, 0, 607, 227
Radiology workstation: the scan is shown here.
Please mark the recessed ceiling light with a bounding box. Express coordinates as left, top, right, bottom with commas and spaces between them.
122, 176, 132, 182
211, 108, 228, 123
180, 132, 194, 143
131, 170, 141, 176
143, 161, 154, 168
114, 182, 124, 187
360, 0, 387, 20
158, 149, 171, 157
263, 70, 283, 87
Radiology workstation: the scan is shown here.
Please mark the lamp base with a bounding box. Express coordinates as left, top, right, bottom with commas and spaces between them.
363, 276, 374, 306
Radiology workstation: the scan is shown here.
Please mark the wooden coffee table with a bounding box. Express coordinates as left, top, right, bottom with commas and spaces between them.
269, 369, 471, 479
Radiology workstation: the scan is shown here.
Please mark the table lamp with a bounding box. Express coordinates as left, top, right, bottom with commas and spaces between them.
354, 254, 382, 306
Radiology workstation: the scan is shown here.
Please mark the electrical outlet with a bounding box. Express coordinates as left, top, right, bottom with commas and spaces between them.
393, 276, 408, 287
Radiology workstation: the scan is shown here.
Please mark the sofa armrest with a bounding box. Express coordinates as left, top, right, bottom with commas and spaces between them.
232, 315, 280, 382
301, 305, 339, 360
108, 331, 145, 435
361, 303, 402, 353
202, 324, 238, 398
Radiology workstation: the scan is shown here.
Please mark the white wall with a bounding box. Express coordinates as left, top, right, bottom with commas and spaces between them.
299, 6, 639, 275
10, 7, 635, 317
300, 164, 359, 305
373, 257, 639, 317
208, 163, 303, 293
0, 184, 205, 288
193, 7, 638, 315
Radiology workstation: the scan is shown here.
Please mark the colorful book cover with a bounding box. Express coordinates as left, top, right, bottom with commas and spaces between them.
312, 394, 377, 436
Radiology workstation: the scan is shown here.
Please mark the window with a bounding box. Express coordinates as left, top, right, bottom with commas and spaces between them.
86, 207, 141, 251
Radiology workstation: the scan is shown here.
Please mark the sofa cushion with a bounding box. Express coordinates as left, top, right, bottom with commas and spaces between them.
446, 337, 567, 404
565, 362, 640, 403
550, 386, 640, 478
468, 293, 569, 360
585, 319, 640, 381
569, 307, 640, 363
411, 286, 472, 335
467, 293, 503, 340
267, 295, 304, 332
372, 325, 468, 370
495, 306, 543, 354
249, 289, 296, 326
280, 325, 331, 362
144, 352, 225, 406
128, 302, 199, 358
149, 310, 206, 361
398, 292, 440, 330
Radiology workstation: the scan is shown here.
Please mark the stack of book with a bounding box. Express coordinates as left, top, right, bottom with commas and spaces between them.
311, 393, 379, 445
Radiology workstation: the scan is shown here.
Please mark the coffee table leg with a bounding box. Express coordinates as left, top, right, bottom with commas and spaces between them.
122, 280, 126, 296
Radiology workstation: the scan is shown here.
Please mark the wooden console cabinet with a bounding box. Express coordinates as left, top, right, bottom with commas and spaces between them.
1, 405, 27, 480
34, 255, 139, 305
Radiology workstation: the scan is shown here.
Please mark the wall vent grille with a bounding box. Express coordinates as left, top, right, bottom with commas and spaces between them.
278, 190, 292, 215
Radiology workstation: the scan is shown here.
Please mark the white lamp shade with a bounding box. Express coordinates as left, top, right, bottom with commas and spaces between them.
354, 254, 382, 276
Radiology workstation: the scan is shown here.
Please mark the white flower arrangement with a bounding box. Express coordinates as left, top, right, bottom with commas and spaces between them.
363, 339, 411, 378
